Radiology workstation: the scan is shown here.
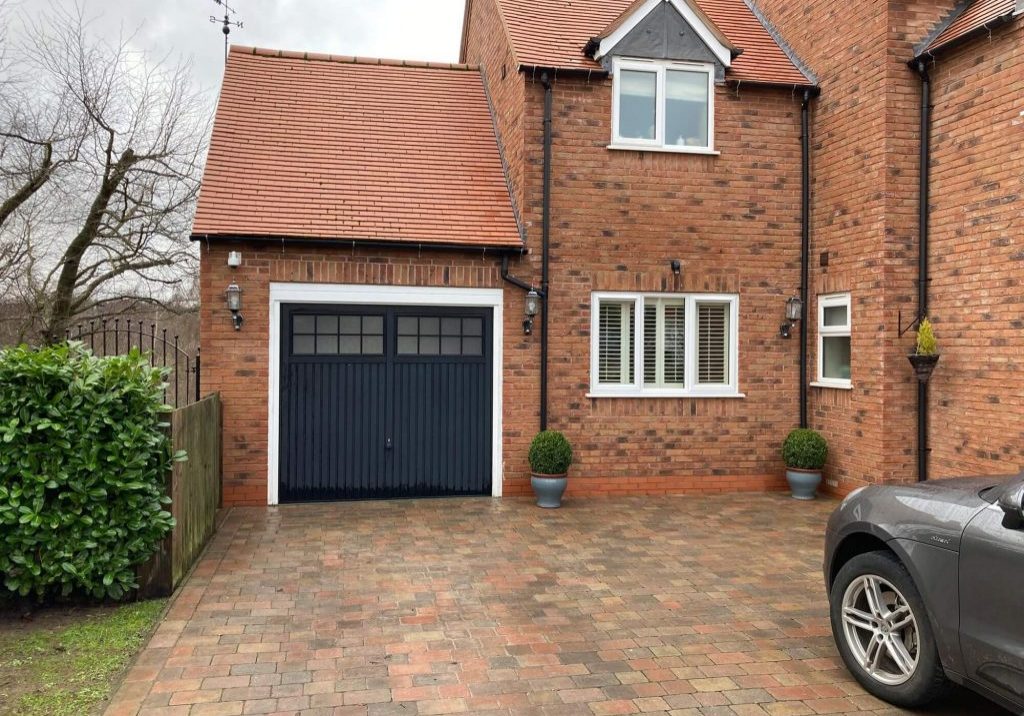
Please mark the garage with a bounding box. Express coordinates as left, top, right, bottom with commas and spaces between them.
277, 302, 494, 502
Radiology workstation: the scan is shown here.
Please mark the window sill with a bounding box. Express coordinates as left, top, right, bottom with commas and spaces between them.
586, 391, 745, 399
810, 381, 853, 390
607, 143, 720, 156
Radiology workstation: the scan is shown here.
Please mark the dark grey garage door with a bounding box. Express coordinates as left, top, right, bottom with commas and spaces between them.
279, 304, 492, 501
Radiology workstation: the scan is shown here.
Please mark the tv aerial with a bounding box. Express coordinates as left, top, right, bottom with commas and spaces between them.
210, 0, 244, 63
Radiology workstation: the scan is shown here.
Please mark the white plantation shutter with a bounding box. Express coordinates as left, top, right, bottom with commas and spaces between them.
643, 299, 685, 387
663, 302, 685, 384
598, 300, 635, 385
643, 303, 658, 385
697, 302, 729, 384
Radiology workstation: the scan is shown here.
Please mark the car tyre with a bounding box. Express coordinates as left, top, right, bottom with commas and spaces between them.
830, 550, 949, 708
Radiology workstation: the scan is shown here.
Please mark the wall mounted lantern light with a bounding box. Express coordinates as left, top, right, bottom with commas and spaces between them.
780, 296, 803, 339
225, 282, 243, 331
523, 288, 541, 335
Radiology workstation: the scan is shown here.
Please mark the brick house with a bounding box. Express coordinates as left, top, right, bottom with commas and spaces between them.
194, 0, 1023, 506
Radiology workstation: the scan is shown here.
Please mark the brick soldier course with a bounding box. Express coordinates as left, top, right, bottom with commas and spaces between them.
105, 496, 1002, 715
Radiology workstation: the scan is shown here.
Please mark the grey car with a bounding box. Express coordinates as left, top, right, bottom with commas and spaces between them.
824, 472, 1024, 712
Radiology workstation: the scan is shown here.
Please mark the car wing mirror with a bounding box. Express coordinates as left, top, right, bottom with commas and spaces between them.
997, 475, 1024, 529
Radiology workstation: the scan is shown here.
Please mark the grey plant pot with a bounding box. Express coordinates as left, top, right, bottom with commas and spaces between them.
531, 473, 567, 508
785, 468, 822, 500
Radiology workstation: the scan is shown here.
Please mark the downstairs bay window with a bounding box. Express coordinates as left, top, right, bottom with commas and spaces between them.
590, 292, 740, 398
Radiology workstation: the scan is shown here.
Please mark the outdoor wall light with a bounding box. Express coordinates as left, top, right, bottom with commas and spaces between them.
523, 288, 541, 335
225, 282, 243, 331
780, 296, 803, 339
227, 250, 242, 267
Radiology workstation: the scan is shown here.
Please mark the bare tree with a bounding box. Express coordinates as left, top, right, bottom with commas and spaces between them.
0, 3, 208, 343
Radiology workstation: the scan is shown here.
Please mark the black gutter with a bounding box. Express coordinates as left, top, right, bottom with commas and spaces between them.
911, 58, 931, 482
500, 254, 535, 293
189, 233, 526, 254
799, 88, 815, 429
539, 71, 553, 432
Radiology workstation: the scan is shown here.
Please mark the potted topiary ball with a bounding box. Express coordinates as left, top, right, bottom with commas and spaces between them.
782, 428, 828, 500
528, 430, 573, 508
908, 317, 940, 383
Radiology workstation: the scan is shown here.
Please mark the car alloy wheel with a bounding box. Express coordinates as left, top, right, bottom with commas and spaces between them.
840, 574, 919, 686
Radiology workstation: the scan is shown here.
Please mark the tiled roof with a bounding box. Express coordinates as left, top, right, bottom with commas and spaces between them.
488, 0, 814, 86
920, 0, 1017, 55
192, 46, 522, 248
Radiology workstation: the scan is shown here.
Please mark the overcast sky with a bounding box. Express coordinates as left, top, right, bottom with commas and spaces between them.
8, 0, 466, 92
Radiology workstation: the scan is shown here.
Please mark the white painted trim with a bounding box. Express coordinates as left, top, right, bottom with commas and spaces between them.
610, 57, 716, 153
589, 291, 741, 398
586, 391, 746, 399
267, 282, 505, 505
816, 291, 852, 388
596, 0, 732, 67
810, 381, 853, 391
608, 144, 720, 156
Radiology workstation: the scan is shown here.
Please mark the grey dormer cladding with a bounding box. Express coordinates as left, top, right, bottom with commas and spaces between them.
599, 2, 726, 81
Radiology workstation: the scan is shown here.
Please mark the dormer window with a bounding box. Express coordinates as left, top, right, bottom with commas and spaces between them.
611, 58, 715, 154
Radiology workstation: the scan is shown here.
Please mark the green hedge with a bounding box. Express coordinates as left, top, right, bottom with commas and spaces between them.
782, 428, 828, 470
0, 343, 177, 600
528, 430, 573, 475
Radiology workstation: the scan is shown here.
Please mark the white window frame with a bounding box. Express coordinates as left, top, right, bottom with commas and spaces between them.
588, 292, 742, 398
609, 57, 718, 155
816, 292, 852, 389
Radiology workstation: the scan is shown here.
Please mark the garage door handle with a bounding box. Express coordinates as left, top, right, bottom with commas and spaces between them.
385, 437, 393, 450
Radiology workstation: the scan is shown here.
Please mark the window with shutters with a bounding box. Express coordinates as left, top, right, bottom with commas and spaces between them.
590, 292, 740, 397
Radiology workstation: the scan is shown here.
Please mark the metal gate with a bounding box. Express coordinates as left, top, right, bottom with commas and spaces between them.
279, 304, 492, 501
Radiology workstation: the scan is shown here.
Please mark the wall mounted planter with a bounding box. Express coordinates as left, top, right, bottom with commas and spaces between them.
908, 353, 940, 383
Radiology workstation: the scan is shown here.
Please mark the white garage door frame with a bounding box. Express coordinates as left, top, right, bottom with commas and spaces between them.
267, 282, 505, 505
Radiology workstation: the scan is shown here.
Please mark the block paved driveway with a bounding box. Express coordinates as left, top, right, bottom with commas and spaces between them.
107, 494, 1006, 716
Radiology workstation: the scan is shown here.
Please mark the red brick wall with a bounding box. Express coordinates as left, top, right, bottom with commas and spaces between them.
926, 20, 1024, 478
199, 243, 539, 506
754, 0, 957, 493
200, 89, 810, 504
499, 75, 807, 497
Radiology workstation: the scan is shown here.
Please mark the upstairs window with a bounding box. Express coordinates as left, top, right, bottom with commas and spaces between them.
591, 292, 739, 397
611, 58, 715, 154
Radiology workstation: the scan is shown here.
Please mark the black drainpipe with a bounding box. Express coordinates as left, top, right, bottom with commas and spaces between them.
799, 89, 812, 429
539, 72, 553, 431
912, 59, 931, 481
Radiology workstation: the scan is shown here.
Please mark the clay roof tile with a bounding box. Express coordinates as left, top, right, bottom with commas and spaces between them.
193, 46, 521, 248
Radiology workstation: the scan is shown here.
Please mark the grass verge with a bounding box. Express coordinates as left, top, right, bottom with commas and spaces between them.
0, 599, 165, 716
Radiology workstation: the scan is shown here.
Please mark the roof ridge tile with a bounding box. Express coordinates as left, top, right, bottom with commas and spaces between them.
231, 45, 480, 72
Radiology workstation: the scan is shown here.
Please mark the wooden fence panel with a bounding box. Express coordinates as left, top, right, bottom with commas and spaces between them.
170, 393, 222, 586
138, 393, 221, 597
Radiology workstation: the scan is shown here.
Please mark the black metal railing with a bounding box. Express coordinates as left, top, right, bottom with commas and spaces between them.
65, 319, 200, 408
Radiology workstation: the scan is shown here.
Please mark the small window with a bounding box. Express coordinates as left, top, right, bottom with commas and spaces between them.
611, 58, 715, 153
817, 293, 851, 387
292, 313, 383, 356
591, 293, 738, 397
